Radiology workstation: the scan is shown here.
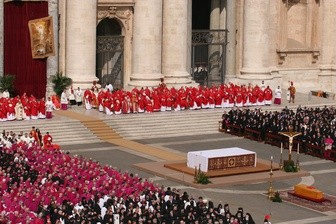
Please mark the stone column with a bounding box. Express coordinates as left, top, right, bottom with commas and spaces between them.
162, 0, 194, 86
225, 0, 236, 79
65, 0, 98, 89
187, 0, 192, 75
210, 0, 221, 29
267, 0, 280, 90
46, 0, 59, 97
240, 0, 270, 79
58, 0, 66, 74
0, 0, 3, 77
319, 0, 336, 92
129, 0, 163, 87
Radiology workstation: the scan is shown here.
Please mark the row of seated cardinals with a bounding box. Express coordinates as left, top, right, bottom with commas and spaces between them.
83, 83, 274, 114
0, 93, 51, 122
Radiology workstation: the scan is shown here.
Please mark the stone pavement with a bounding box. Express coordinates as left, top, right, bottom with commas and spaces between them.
4, 91, 336, 223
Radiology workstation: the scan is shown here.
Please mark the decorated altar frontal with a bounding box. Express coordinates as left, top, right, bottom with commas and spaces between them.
187, 147, 257, 172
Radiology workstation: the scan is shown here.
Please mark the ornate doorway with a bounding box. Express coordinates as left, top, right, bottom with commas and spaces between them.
191, 30, 228, 86
96, 18, 124, 89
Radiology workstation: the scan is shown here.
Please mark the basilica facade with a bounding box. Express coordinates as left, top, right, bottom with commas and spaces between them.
1, 0, 335, 98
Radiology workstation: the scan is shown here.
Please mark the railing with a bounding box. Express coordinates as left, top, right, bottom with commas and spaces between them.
329, 150, 336, 161
305, 144, 324, 158
264, 133, 283, 147
226, 124, 243, 136
244, 128, 262, 142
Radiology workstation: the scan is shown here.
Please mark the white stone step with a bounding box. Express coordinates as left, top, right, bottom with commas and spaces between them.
111, 122, 217, 130
104, 114, 221, 126
2, 120, 100, 145
103, 109, 222, 139
111, 125, 216, 132
125, 130, 219, 140
57, 139, 102, 146
106, 112, 222, 122
1, 108, 225, 143
52, 134, 97, 142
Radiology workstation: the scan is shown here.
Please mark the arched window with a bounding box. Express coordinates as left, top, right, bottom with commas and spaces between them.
97, 18, 122, 36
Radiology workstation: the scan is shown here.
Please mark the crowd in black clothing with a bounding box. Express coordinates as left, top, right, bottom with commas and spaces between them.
0, 131, 256, 224
222, 106, 336, 150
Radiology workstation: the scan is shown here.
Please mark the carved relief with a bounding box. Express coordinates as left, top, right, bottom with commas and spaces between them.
98, 6, 132, 30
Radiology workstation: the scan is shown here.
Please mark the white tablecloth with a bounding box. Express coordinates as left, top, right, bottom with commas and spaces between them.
187, 147, 257, 172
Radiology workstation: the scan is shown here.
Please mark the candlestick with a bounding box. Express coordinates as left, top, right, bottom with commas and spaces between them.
297, 143, 300, 154
268, 157, 275, 200
281, 142, 283, 154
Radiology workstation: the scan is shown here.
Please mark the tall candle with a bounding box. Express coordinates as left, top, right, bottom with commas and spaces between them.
281, 142, 283, 154
297, 143, 300, 154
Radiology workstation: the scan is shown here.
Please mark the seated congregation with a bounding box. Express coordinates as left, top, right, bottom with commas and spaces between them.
0, 130, 255, 224
221, 106, 336, 161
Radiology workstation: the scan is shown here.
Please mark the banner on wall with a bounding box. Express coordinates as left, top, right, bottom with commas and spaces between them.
28, 16, 55, 59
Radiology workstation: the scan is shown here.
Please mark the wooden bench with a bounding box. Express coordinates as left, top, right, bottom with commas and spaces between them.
311, 90, 323, 97
244, 128, 262, 142
325, 91, 335, 100
305, 144, 324, 158
265, 133, 283, 147
325, 149, 336, 161
226, 123, 243, 136
310, 90, 335, 100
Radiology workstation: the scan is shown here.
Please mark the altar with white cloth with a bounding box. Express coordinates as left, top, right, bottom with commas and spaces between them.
187, 147, 257, 172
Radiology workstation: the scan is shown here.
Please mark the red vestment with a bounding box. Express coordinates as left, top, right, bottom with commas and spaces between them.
39, 100, 46, 115
264, 88, 273, 101
43, 134, 53, 149
30, 100, 39, 117
152, 93, 161, 112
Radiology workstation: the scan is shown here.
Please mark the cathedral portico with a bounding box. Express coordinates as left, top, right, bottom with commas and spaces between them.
2, 0, 336, 96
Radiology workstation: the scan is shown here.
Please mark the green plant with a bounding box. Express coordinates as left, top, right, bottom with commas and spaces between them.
194, 166, 211, 184
51, 72, 72, 97
272, 191, 282, 202
0, 74, 15, 95
284, 160, 298, 172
